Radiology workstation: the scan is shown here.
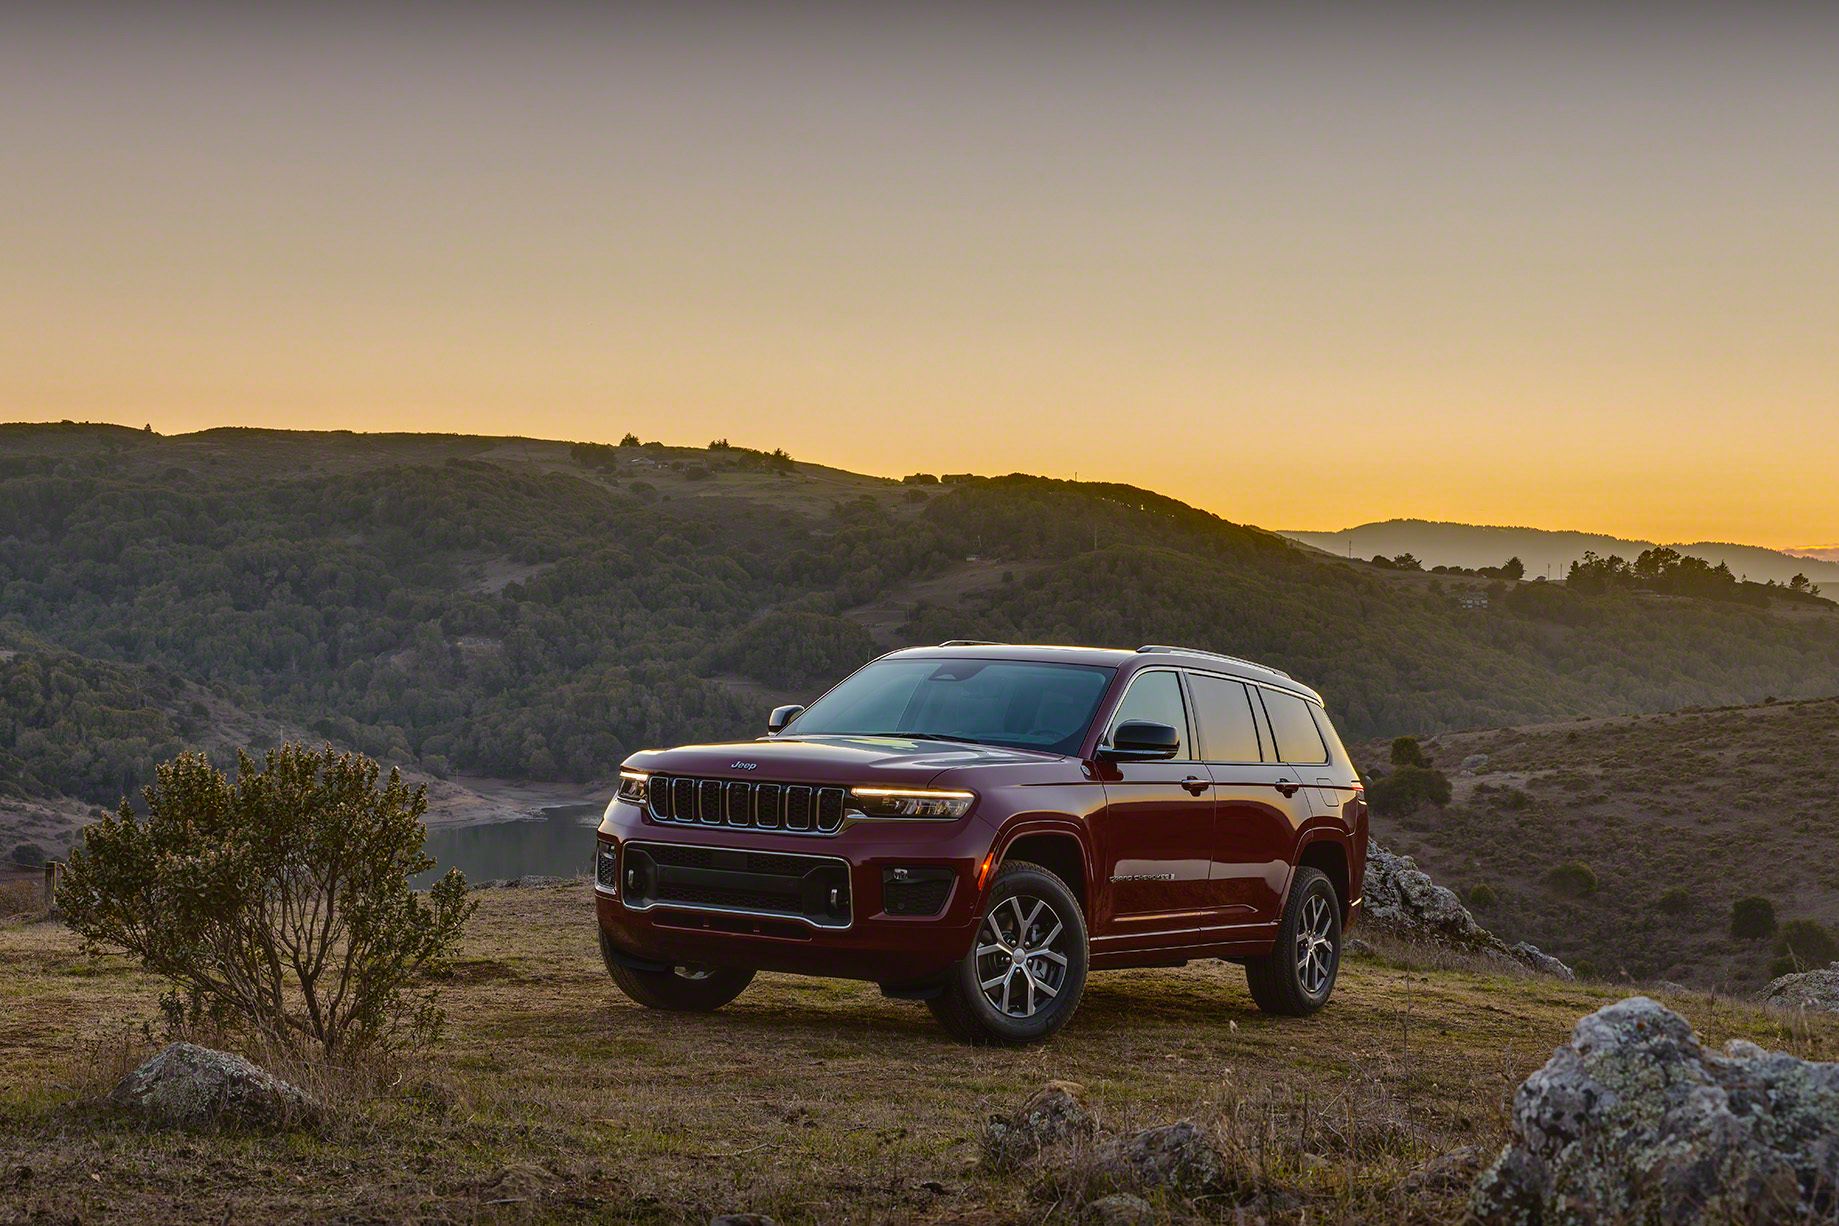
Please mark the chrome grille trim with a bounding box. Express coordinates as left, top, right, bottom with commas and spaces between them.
647, 776, 847, 838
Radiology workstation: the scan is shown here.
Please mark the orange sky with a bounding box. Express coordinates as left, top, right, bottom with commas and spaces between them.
2, 5, 1835, 547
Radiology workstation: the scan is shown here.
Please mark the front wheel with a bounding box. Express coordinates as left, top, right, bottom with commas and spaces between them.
1245, 866, 1341, 1016
601, 932, 755, 1011
928, 861, 1088, 1044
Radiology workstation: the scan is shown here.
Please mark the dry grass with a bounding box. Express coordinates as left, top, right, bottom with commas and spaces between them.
0, 878, 45, 918
4, 884, 1837, 1224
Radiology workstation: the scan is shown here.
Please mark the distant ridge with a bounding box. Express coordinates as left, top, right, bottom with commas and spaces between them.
1281, 519, 1839, 588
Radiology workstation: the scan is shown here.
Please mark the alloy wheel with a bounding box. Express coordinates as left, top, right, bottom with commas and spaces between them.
1295, 892, 1335, 996
975, 894, 1070, 1018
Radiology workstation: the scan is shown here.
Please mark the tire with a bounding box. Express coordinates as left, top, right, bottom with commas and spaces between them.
928, 860, 1088, 1045
1245, 866, 1341, 1016
600, 931, 754, 1012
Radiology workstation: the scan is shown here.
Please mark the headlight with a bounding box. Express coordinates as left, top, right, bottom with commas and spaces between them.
617, 770, 649, 805
848, 787, 974, 819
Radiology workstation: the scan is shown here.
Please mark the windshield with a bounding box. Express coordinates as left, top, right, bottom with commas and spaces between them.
785, 658, 1115, 755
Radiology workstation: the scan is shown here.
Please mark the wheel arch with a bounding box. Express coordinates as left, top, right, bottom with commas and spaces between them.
1291, 833, 1353, 925
989, 822, 1092, 919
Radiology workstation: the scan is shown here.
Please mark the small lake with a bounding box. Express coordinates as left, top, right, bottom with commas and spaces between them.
415, 803, 604, 888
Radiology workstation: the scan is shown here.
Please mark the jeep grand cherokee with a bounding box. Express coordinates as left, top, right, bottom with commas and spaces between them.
594, 642, 1366, 1043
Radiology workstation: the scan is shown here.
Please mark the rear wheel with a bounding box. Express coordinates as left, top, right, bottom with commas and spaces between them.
1246, 866, 1341, 1016
929, 861, 1088, 1044
601, 932, 754, 1011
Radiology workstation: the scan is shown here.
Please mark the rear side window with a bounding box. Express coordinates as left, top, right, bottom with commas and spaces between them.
1106, 670, 1190, 757
1260, 690, 1329, 764
1187, 673, 1263, 762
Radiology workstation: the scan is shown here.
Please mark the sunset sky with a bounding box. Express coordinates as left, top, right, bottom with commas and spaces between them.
2, 4, 1835, 548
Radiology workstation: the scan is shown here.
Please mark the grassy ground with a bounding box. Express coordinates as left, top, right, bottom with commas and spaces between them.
4, 884, 1837, 1224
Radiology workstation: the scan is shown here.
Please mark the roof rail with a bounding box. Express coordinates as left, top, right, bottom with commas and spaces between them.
936, 639, 1004, 647
1136, 644, 1293, 680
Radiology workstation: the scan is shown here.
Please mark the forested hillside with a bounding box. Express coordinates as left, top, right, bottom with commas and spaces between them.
1283, 518, 1839, 588
4, 423, 1839, 821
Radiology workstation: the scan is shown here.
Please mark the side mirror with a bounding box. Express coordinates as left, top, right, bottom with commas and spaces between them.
1100, 720, 1181, 761
767, 704, 804, 734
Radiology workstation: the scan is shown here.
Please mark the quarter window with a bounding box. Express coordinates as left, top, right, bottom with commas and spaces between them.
1105, 670, 1189, 758
1260, 690, 1329, 765
1187, 673, 1263, 762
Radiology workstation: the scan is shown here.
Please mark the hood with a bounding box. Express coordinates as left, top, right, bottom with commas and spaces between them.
623, 734, 1063, 787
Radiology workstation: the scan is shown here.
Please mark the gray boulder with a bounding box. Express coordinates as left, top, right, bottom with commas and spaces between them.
1399, 1145, 1484, 1196
1364, 842, 1572, 979
1510, 941, 1576, 982
1080, 1193, 1157, 1224
1760, 963, 1839, 1013
981, 1081, 1096, 1171
1092, 1122, 1227, 1199
1470, 996, 1839, 1223
108, 1042, 318, 1130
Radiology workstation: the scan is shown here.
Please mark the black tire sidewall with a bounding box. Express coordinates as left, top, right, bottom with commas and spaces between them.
1285, 870, 1341, 1008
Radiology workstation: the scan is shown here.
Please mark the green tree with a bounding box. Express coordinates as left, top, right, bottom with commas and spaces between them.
59, 744, 475, 1057
1501, 556, 1525, 581
1390, 736, 1430, 768
10, 841, 46, 868
1543, 861, 1599, 898
1730, 896, 1777, 941
1367, 764, 1451, 816
1771, 919, 1839, 975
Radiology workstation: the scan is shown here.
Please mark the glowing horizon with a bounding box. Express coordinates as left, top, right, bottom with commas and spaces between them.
3, 5, 1836, 550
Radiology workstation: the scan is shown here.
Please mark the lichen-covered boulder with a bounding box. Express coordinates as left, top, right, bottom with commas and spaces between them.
1364, 842, 1483, 944
1364, 842, 1573, 979
1510, 942, 1576, 982
981, 1081, 1096, 1171
1470, 996, 1839, 1223
1760, 964, 1839, 1014
1092, 1122, 1227, 1199
108, 1042, 318, 1130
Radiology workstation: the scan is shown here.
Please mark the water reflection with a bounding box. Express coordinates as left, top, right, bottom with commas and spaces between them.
415, 802, 603, 888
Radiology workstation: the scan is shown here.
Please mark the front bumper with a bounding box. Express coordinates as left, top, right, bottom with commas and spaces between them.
593, 805, 986, 985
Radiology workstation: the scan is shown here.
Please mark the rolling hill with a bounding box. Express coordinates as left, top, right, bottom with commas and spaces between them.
1282, 519, 1839, 588
1363, 694, 1839, 991
4, 422, 1839, 854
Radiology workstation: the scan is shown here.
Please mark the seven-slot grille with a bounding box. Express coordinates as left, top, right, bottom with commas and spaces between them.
649, 774, 848, 835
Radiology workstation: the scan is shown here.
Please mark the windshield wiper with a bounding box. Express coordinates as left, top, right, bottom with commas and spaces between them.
849, 731, 986, 745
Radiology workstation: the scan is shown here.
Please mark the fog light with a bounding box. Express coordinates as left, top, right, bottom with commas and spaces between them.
882, 866, 955, 917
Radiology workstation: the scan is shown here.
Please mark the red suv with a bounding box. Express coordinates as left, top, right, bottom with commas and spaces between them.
594, 643, 1366, 1043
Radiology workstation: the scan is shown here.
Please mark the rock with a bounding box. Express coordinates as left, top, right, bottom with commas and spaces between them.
1092, 1121, 1227, 1199
1460, 753, 1491, 773
1345, 937, 1377, 958
1363, 842, 1572, 979
1470, 996, 1839, 1223
472, 874, 574, 890
1760, 963, 1839, 1013
1080, 1192, 1157, 1224
1399, 1145, 1483, 1196
107, 1042, 318, 1130
1363, 842, 1492, 945
1509, 941, 1576, 981
981, 1081, 1096, 1171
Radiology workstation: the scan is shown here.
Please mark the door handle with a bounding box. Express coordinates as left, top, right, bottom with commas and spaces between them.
1275, 780, 1300, 797
1181, 776, 1210, 796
